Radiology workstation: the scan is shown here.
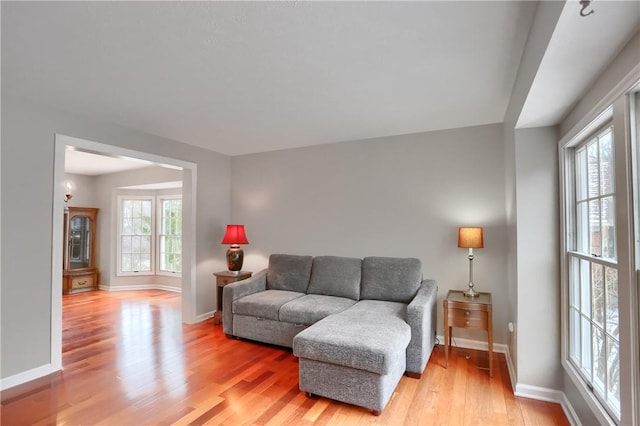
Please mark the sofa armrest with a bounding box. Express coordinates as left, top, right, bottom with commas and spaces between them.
222, 269, 268, 334
405, 278, 438, 377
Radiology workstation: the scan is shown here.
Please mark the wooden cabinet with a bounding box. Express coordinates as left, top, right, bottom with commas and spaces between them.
212, 271, 252, 325
63, 207, 99, 294
443, 290, 493, 376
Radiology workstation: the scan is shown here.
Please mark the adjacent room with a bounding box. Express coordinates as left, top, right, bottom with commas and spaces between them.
1, 1, 639, 425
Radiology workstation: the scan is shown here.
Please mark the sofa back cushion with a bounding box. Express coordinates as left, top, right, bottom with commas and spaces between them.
267, 254, 313, 293
307, 256, 361, 300
361, 257, 422, 303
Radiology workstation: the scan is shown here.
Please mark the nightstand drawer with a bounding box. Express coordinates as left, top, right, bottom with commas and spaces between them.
448, 308, 488, 329
71, 275, 94, 289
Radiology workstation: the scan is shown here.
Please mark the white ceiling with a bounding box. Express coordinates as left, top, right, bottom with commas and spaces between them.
2, 1, 639, 158
65, 149, 154, 176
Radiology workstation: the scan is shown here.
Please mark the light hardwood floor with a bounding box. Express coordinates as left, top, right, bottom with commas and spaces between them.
1, 290, 569, 425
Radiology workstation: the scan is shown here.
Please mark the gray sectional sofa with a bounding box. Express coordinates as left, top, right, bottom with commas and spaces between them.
222, 254, 437, 414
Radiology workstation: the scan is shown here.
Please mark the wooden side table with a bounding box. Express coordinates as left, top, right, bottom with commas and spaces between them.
213, 271, 252, 325
443, 289, 493, 376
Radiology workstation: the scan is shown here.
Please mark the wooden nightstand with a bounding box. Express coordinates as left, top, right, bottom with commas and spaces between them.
443, 289, 493, 376
213, 271, 252, 325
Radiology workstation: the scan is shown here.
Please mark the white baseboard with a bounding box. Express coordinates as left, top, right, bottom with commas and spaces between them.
436, 334, 509, 354
0, 363, 56, 391
515, 383, 565, 403
437, 335, 579, 426
515, 384, 580, 426
99, 284, 182, 293
504, 345, 517, 393
196, 310, 215, 322
559, 391, 582, 426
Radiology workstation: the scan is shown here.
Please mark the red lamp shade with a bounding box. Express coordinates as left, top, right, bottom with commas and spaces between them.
221, 225, 248, 272
221, 224, 249, 245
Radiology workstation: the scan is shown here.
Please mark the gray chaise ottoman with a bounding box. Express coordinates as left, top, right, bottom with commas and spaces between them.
293, 300, 411, 415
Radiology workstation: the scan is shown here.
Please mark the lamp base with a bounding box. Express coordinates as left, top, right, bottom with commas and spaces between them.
226, 245, 244, 272
464, 286, 479, 298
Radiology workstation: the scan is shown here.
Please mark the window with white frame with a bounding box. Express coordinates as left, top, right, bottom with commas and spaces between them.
567, 125, 621, 419
117, 195, 182, 277
118, 197, 154, 275
157, 196, 182, 274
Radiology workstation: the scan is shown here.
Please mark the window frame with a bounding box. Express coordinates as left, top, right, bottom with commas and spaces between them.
560, 94, 639, 425
116, 193, 183, 278
156, 194, 182, 277
566, 121, 621, 419
116, 195, 155, 277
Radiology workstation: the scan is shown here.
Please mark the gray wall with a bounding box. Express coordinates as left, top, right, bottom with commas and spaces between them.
231, 123, 510, 344
1, 94, 230, 379
64, 173, 97, 208
514, 126, 561, 389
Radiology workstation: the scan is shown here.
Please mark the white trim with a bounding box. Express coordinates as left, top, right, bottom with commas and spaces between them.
515, 384, 581, 426
182, 166, 198, 324
436, 334, 509, 354
560, 107, 613, 149
156, 194, 182, 276
515, 383, 565, 404
51, 139, 65, 372
99, 284, 181, 293
560, 63, 640, 146
59, 134, 196, 171
196, 310, 215, 323
505, 341, 517, 393
0, 364, 54, 391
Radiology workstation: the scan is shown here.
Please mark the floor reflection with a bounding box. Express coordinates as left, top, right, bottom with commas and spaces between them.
116, 294, 186, 400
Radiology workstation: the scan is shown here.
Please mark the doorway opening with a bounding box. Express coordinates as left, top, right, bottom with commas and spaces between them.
51, 134, 197, 371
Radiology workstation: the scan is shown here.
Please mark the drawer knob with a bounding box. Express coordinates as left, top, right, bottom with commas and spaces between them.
465, 311, 470, 316
465, 320, 470, 326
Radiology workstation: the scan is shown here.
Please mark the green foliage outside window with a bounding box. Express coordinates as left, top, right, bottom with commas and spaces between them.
159, 199, 182, 273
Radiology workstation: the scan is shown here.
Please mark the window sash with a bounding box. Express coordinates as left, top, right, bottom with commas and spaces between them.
565, 121, 622, 422
157, 196, 182, 274
574, 126, 616, 261
118, 196, 154, 275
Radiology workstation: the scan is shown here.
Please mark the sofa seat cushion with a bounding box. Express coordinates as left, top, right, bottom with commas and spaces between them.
279, 294, 357, 326
307, 256, 361, 300
293, 300, 410, 375
361, 257, 422, 303
233, 290, 305, 321
267, 254, 314, 293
